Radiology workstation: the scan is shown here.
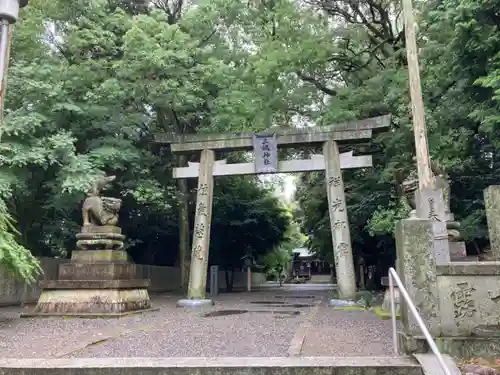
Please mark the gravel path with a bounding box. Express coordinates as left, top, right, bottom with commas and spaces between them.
300, 303, 395, 356
0, 288, 395, 358
0, 290, 322, 358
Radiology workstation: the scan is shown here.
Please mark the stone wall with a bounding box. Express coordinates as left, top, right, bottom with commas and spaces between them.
436, 263, 500, 336
0, 258, 267, 307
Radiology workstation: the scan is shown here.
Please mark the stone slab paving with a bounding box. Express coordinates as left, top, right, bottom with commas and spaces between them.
300, 303, 395, 356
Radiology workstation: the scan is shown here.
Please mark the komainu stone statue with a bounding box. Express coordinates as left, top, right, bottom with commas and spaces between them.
76, 175, 125, 250
82, 175, 121, 226
24, 173, 153, 317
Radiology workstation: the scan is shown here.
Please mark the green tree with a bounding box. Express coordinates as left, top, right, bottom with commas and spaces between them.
0, 200, 41, 282
295, 0, 500, 277
5, 0, 498, 288
210, 176, 291, 290
1, 0, 299, 282
260, 210, 306, 285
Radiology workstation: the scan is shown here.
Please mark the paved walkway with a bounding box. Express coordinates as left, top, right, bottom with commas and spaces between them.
0, 286, 393, 358
300, 303, 394, 356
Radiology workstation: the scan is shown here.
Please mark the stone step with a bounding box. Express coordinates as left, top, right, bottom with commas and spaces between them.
0, 357, 422, 375
414, 353, 460, 375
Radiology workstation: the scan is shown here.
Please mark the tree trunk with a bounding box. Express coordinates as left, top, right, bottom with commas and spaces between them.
177, 155, 190, 292
0, 24, 13, 141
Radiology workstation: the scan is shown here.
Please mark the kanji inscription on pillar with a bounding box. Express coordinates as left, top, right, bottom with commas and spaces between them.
428, 197, 440, 221
194, 223, 205, 239
253, 134, 278, 173
199, 183, 209, 195
197, 202, 208, 216
323, 140, 356, 300
187, 149, 215, 300
328, 176, 341, 187
193, 244, 204, 260
331, 198, 344, 212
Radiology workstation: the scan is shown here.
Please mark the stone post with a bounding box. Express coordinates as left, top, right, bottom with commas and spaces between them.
415, 188, 450, 264
484, 186, 500, 260
395, 219, 441, 350
246, 267, 252, 292
323, 140, 356, 300
178, 149, 215, 307
209, 265, 219, 297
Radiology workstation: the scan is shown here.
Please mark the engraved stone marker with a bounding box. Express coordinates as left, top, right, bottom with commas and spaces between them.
484, 186, 500, 260
395, 219, 440, 336
209, 265, 219, 297
415, 188, 450, 264
451, 281, 477, 324
185, 149, 215, 303
323, 140, 356, 300
253, 134, 278, 173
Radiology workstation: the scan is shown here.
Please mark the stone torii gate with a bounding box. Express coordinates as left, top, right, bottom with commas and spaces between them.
155, 115, 391, 306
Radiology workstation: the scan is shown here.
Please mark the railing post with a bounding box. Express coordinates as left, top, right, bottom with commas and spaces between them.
388, 268, 452, 375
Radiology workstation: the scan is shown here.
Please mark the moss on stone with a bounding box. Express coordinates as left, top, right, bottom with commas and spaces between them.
373, 306, 400, 320
332, 305, 367, 312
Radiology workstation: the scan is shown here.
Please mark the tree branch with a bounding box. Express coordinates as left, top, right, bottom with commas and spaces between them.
297, 72, 337, 96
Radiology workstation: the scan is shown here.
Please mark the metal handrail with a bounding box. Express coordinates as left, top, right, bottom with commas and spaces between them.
388, 267, 452, 375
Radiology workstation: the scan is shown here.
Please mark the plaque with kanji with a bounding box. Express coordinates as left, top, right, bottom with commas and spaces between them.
253, 133, 278, 173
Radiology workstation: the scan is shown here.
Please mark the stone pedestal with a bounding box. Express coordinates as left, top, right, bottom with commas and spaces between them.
395, 219, 441, 337
396, 218, 500, 359
380, 276, 401, 314
449, 241, 467, 261
484, 186, 500, 260
415, 188, 450, 264
22, 226, 154, 318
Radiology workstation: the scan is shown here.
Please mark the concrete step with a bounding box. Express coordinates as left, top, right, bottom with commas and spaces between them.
0, 357, 422, 375
414, 353, 461, 375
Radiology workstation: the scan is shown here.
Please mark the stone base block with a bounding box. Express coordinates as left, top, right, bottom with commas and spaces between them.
381, 287, 400, 313
80, 225, 122, 234
39, 279, 149, 289
449, 241, 467, 261
399, 332, 500, 359
24, 287, 152, 315
58, 263, 136, 280
177, 298, 214, 308
71, 250, 128, 263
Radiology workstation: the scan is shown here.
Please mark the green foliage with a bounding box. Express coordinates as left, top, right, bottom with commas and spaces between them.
260, 248, 291, 279
295, 0, 500, 274
1, 0, 300, 272
258, 203, 307, 279
210, 177, 291, 268
2, 0, 500, 280
0, 198, 41, 282
367, 200, 411, 237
